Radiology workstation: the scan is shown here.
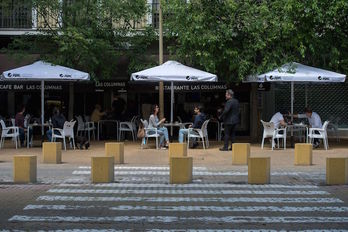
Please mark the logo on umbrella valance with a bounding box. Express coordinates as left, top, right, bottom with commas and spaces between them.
59, 74, 72, 78
318, 76, 329, 81
7, 73, 20, 77
186, 76, 198, 81
135, 75, 148, 80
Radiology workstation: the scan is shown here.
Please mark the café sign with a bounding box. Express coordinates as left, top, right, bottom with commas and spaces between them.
155, 83, 227, 92
0, 84, 62, 91
95, 81, 126, 88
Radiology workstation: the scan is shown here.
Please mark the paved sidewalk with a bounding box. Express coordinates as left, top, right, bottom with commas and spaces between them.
0, 140, 347, 230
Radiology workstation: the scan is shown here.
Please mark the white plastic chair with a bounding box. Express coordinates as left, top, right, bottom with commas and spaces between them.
119, 122, 136, 141
11, 118, 15, 127
187, 119, 210, 149
141, 119, 161, 149
0, 119, 20, 149
52, 120, 76, 150
76, 115, 95, 141
119, 116, 137, 141
76, 115, 85, 136
84, 115, 96, 141
261, 120, 287, 150
307, 120, 329, 150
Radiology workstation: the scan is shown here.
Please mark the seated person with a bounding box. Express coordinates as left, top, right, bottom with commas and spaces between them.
270, 110, 287, 129
178, 105, 206, 148
148, 104, 169, 149
15, 105, 32, 146
292, 107, 322, 148
91, 104, 106, 122
46, 108, 66, 142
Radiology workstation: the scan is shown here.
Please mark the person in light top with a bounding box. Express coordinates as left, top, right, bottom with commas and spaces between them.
148, 104, 169, 149
292, 107, 322, 148
270, 110, 288, 129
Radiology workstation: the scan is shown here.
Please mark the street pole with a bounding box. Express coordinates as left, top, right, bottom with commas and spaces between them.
159, 0, 164, 119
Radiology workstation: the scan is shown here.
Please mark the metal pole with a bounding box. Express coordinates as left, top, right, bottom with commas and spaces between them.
41, 80, 45, 138
170, 81, 174, 123
290, 81, 294, 147
291, 81, 294, 121
170, 81, 174, 136
68, 82, 74, 120
305, 84, 308, 107
159, 0, 164, 119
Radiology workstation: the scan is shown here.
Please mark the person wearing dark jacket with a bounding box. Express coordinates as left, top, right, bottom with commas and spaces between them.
219, 89, 240, 151
46, 108, 66, 142
178, 105, 206, 145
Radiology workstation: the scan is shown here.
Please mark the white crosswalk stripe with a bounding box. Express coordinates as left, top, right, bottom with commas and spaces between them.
9, 215, 348, 223
36, 195, 343, 203
72, 170, 324, 176
23, 205, 348, 212
8, 166, 348, 230
47, 188, 329, 195
59, 183, 320, 189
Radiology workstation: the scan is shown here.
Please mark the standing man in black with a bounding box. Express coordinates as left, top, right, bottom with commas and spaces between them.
219, 89, 240, 151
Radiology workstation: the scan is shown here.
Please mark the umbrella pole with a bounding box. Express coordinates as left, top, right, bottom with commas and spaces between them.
291, 81, 294, 147
170, 81, 174, 137
41, 80, 45, 141
305, 84, 308, 107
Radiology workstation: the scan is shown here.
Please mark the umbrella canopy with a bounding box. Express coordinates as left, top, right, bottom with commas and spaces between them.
131, 60, 217, 82
1, 61, 90, 139
244, 62, 346, 145
131, 60, 217, 128
260, 62, 346, 83
2, 61, 89, 81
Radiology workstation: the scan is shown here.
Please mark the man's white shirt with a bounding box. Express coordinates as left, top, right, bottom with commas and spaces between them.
298, 112, 322, 128
270, 112, 284, 129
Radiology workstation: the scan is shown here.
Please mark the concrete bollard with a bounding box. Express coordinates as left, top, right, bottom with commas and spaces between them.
169, 143, 187, 157
169, 143, 187, 164
105, 142, 124, 164
42, 142, 62, 164
170, 157, 192, 184
232, 143, 250, 165
248, 157, 270, 184
91, 156, 114, 183
326, 157, 348, 185
13, 155, 37, 183
294, 143, 312, 165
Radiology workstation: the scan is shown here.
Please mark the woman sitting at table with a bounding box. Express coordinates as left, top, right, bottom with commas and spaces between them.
148, 104, 169, 149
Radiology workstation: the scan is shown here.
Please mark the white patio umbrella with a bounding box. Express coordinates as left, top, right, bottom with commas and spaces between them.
257, 62, 346, 117
245, 62, 346, 146
1, 61, 90, 137
131, 60, 217, 124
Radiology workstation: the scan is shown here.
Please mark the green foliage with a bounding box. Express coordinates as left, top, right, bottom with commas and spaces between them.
5, 0, 156, 80
163, 0, 348, 82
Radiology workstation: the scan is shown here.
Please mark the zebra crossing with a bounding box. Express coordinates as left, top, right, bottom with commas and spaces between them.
7, 166, 348, 231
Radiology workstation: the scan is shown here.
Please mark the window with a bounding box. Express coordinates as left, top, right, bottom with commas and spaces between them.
0, 0, 33, 28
